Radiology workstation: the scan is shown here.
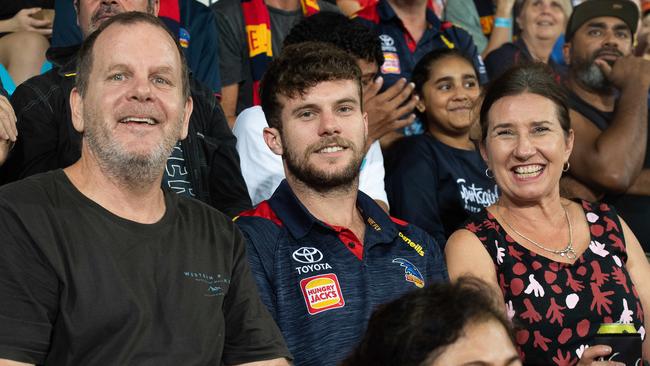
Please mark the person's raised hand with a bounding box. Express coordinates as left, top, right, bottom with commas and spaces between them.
364, 77, 418, 148
0, 95, 17, 166
9, 8, 53, 35
596, 54, 650, 91
494, 0, 516, 17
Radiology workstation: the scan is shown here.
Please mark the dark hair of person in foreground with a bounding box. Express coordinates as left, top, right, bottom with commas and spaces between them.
341, 277, 517, 366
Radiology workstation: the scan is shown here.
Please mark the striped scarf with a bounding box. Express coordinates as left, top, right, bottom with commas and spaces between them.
242, 0, 320, 105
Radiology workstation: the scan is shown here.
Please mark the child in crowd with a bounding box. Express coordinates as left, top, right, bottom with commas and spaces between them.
386, 49, 498, 245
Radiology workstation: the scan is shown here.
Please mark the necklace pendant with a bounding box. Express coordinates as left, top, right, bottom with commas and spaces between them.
559, 252, 566, 257
566, 250, 577, 260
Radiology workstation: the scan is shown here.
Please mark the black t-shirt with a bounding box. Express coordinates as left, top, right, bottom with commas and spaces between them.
386, 134, 499, 246
0, 170, 290, 365
484, 38, 567, 81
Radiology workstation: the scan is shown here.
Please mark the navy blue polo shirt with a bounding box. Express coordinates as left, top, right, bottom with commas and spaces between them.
355, 0, 487, 135
235, 180, 447, 366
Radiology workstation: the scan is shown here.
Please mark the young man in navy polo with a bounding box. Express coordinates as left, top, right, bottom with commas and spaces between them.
234, 42, 448, 366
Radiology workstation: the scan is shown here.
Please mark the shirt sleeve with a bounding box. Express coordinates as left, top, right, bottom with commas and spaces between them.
232, 107, 285, 206
483, 44, 516, 80
1, 75, 68, 184
191, 78, 253, 216
422, 227, 449, 282
186, 0, 222, 94
212, 1, 245, 87
221, 225, 292, 364
359, 140, 389, 208
0, 200, 58, 364
443, 0, 487, 54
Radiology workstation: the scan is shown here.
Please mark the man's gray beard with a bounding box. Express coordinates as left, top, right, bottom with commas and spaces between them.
83, 111, 179, 190
573, 61, 613, 94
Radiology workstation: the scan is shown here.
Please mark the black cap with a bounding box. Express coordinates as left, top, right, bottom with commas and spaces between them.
565, 0, 639, 41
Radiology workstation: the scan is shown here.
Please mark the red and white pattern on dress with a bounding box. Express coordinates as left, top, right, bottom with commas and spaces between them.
465, 201, 645, 366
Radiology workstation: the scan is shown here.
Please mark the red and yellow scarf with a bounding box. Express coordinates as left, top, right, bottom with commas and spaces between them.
242, 0, 320, 105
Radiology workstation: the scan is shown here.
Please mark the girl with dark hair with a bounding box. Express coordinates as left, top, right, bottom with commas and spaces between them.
386, 49, 498, 245
342, 277, 521, 366
446, 64, 650, 365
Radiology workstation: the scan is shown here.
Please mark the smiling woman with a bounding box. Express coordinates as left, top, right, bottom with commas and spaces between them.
484, 0, 571, 80
445, 64, 650, 365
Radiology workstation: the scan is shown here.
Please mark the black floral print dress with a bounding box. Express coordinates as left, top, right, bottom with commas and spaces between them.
465, 201, 645, 365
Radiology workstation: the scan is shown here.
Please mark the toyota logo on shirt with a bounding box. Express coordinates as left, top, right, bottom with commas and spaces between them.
292, 247, 324, 264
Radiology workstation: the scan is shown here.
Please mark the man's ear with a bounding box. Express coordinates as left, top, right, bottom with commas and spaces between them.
263, 127, 283, 156
151, 0, 161, 16
179, 96, 193, 140
563, 42, 572, 65
74, 0, 81, 27
70, 87, 85, 133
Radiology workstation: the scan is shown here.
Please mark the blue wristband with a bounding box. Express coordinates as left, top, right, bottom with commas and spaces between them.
494, 17, 512, 28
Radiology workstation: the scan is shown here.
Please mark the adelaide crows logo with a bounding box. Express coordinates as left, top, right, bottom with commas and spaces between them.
392, 258, 425, 288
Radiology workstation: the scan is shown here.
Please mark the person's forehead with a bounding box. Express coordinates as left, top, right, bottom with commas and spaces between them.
577, 15, 631, 33
92, 22, 181, 71
282, 79, 361, 107
428, 56, 476, 79
78, 0, 149, 11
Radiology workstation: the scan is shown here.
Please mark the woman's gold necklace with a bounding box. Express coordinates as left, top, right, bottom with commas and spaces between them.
498, 205, 577, 260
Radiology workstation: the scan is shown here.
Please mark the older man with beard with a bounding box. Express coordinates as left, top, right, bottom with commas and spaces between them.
1, 0, 251, 218
562, 0, 650, 252
234, 42, 447, 366
0, 12, 291, 366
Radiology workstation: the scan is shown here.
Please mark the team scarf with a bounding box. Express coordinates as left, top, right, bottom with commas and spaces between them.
242, 0, 320, 105
472, 0, 495, 37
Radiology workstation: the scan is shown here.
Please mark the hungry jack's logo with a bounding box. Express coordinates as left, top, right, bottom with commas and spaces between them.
300, 273, 345, 315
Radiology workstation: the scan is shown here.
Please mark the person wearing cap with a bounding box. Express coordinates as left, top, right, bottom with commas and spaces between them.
561, 0, 650, 253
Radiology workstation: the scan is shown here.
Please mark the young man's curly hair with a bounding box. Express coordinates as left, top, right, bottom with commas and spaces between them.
260, 42, 362, 131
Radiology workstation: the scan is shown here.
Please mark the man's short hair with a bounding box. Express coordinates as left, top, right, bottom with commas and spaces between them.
565, 0, 638, 41
75, 12, 190, 100
283, 12, 384, 67
260, 42, 362, 131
